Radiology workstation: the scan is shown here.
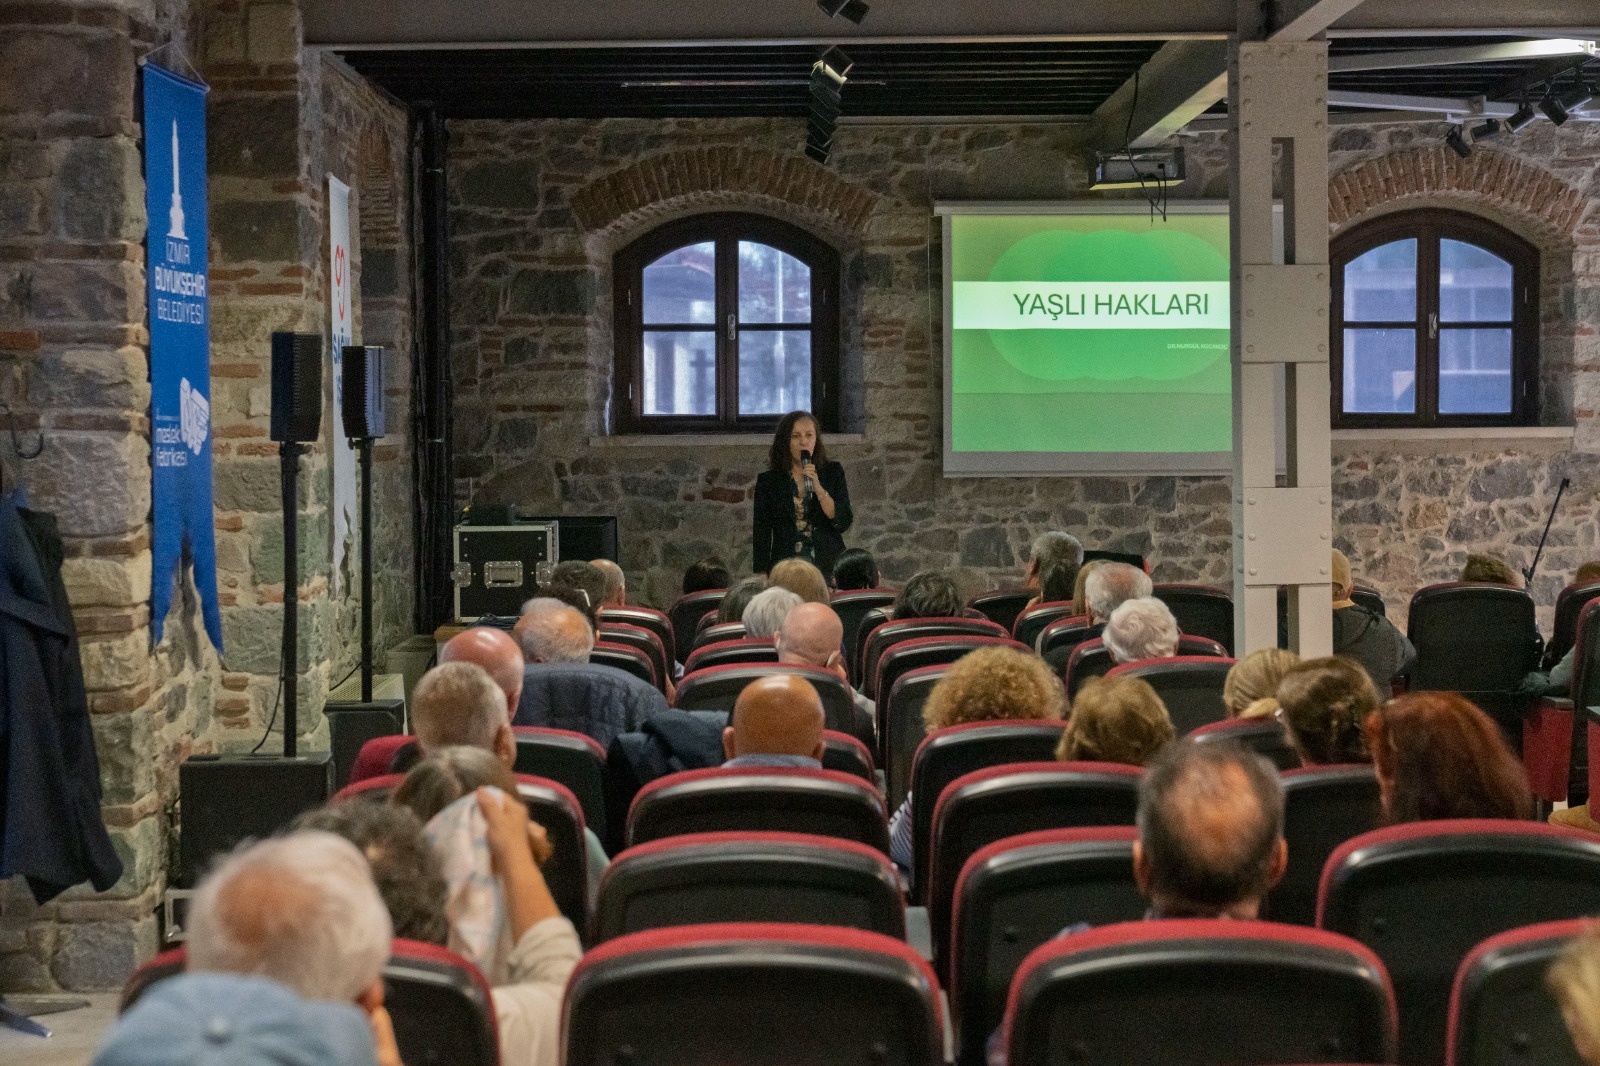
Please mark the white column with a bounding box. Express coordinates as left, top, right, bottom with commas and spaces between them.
1229, 38, 1334, 657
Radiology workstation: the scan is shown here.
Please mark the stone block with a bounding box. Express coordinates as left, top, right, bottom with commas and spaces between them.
28, 432, 150, 539
53, 137, 144, 242
208, 97, 301, 181
0, 30, 133, 121
81, 630, 151, 693
221, 602, 326, 675
506, 269, 595, 316
251, 514, 330, 586
458, 160, 542, 210
62, 551, 152, 609
0, 946, 53, 993
362, 247, 399, 298
214, 457, 292, 513
960, 526, 1014, 568
0, 188, 44, 239
50, 917, 156, 991
28, 346, 149, 412
246, 3, 300, 65
1, 260, 141, 325
211, 199, 302, 263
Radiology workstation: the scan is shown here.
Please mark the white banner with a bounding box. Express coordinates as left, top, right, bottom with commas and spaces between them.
328, 176, 356, 593
953, 281, 1231, 330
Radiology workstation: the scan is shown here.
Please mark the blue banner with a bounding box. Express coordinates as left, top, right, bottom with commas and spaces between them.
144, 64, 222, 650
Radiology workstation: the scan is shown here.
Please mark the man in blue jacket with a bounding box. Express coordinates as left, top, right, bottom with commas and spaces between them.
512, 598, 667, 748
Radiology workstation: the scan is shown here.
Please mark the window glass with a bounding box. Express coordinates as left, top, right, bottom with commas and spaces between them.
641, 331, 716, 415
738, 331, 812, 415
1344, 239, 1417, 322
642, 243, 716, 324
1438, 328, 1513, 414
738, 242, 812, 324
1439, 240, 1513, 322
1342, 328, 1416, 413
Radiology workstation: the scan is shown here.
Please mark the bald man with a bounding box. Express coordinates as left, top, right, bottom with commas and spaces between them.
1135, 741, 1288, 920
440, 626, 525, 722
774, 602, 876, 746
591, 559, 627, 609
513, 598, 667, 746
409, 660, 517, 768
722, 674, 827, 770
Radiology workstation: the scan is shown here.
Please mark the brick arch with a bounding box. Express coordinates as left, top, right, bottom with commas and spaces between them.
1328, 147, 1589, 242
569, 146, 879, 244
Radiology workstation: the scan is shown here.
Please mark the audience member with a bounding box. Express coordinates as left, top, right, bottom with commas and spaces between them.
887, 647, 1065, 871
1461, 552, 1523, 587
742, 586, 803, 640
1274, 656, 1375, 765
391, 748, 581, 1066
1086, 562, 1154, 624
893, 570, 964, 620
1037, 558, 1078, 605
438, 626, 525, 724
1223, 647, 1301, 719
682, 557, 731, 595
1070, 558, 1108, 619
1331, 549, 1415, 692
546, 560, 608, 629
1102, 596, 1180, 664
774, 601, 876, 744
1548, 923, 1600, 1066
1577, 561, 1600, 587
292, 802, 449, 945
721, 674, 827, 769
1363, 691, 1532, 823
1025, 531, 1084, 593
92, 973, 392, 1066
1134, 741, 1288, 919
513, 598, 667, 744
716, 575, 767, 625
411, 660, 516, 767
1058, 676, 1174, 766
591, 559, 627, 608
186, 833, 393, 1008
1521, 559, 1600, 698
831, 547, 881, 591
769, 557, 831, 604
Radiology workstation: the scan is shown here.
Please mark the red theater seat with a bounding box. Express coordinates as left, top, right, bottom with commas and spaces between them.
681, 637, 779, 674
590, 640, 657, 688
1152, 583, 1235, 655
1064, 636, 1227, 698
1264, 764, 1380, 926
1547, 582, 1600, 670
1106, 655, 1235, 734
673, 662, 860, 739
626, 766, 889, 852
350, 733, 413, 784
667, 589, 725, 663
692, 620, 747, 651
832, 589, 897, 674
849, 605, 893, 683
1186, 715, 1301, 769
563, 923, 944, 1066
122, 941, 500, 1066
1407, 581, 1542, 735
928, 761, 1140, 981
1037, 615, 1098, 663
600, 605, 675, 666
1012, 601, 1076, 650
822, 730, 876, 783
872, 633, 1028, 708
597, 621, 671, 694
1447, 919, 1592, 1066
907, 720, 1071, 901
861, 616, 1008, 699
1318, 819, 1600, 1065
1524, 598, 1600, 804
968, 588, 1034, 634
1001, 920, 1396, 1066
951, 826, 1144, 1066
593, 831, 904, 943
883, 664, 950, 807
511, 726, 608, 842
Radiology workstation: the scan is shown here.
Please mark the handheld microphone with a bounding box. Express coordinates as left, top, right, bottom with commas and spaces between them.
800, 449, 814, 501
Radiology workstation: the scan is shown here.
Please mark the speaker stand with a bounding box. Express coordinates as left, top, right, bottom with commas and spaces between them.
358, 436, 374, 701
279, 440, 305, 758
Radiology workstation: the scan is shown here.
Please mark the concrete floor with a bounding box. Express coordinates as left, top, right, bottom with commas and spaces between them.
0, 994, 118, 1066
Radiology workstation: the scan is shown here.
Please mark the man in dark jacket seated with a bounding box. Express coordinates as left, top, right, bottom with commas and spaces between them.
1330, 549, 1415, 694
513, 598, 668, 747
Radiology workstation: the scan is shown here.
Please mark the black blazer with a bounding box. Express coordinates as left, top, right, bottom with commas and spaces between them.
752, 460, 853, 575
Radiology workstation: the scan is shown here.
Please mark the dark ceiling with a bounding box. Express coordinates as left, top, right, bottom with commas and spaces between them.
337, 38, 1596, 120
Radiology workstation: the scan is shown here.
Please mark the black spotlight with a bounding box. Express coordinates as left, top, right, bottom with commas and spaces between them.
818, 0, 870, 23
1539, 91, 1569, 126
805, 140, 831, 163
1469, 118, 1502, 141
814, 46, 854, 84
1444, 126, 1471, 158
1506, 99, 1537, 132
1558, 80, 1596, 115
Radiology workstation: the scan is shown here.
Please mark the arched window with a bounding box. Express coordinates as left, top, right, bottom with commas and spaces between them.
613, 213, 841, 433
1331, 209, 1538, 428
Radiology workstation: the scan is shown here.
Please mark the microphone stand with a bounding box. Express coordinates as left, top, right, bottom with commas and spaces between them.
1524, 476, 1571, 585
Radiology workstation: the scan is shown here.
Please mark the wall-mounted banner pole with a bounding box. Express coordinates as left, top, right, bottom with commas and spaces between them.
144, 63, 223, 651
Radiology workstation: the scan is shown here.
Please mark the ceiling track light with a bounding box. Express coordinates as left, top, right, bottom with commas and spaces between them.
817, 0, 869, 23
1469, 118, 1503, 141
1506, 99, 1537, 132
1444, 126, 1472, 158
804, 141, 831, 163
1558, 79, 1596, 114
813, 46, 854, 85
1539, 91, 1569, 126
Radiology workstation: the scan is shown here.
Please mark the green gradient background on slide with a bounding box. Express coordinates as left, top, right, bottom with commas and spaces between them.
951, 212, 1232, 454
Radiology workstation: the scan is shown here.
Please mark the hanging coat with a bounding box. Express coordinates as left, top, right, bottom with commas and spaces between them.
0, 496, 122, 902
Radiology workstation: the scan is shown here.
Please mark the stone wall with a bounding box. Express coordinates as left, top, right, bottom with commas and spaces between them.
450, 116, 1600, 628
0, 0, 416, 992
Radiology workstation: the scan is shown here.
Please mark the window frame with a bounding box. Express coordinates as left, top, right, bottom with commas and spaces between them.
612, 212, 842, 434
1330, 208, 1539, 429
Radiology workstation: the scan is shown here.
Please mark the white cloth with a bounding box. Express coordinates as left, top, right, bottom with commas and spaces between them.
491, 916, 583, 1066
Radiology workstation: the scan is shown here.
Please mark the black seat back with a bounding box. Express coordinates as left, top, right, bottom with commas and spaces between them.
627, 767, 890, 852
667, 589, 726, 663
512, 727, 608, 843
1407, 582, 1542, 697
1448, 919, 1589, 1066
1186, 716, 1301, 770
1265, 764, 1380, 925
883, 665, 948, 808
1106, 656, 1235, 735
1153, 583, 1235, 654
1013, 601, 1077, 650
968, 588, 1034, 634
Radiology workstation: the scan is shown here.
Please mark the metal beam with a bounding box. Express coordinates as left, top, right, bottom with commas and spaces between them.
1271, 0, 1370, 41
1089, 40, 1228, 151
1328, 37, 1595, 71
1325, 88, 1600, 119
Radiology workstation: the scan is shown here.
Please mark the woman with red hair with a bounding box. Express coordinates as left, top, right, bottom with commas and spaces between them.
1363, 692, 1532, 823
